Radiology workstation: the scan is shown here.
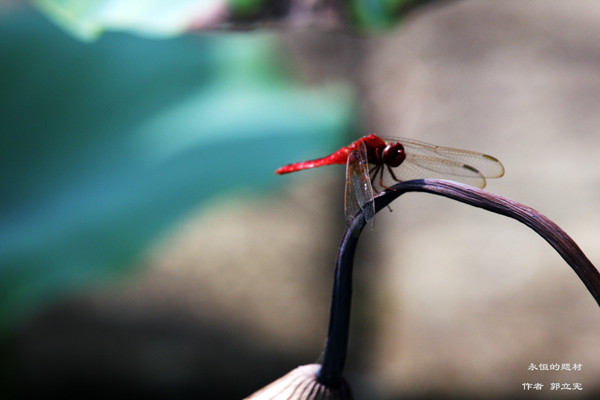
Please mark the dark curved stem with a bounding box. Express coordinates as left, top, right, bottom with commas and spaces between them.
317, 178, 600, 386
317, 221, 363, 387
379, 179, 600, 306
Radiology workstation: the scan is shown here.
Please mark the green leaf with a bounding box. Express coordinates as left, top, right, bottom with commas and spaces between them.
0, 8, 356, 335
32, 0, 228, 41
349, 0, 434, 30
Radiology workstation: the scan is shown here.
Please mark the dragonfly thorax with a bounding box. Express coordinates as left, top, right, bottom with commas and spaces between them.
381, 142, 406, 168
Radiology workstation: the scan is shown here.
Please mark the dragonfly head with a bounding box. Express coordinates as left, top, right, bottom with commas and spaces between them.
382, 142, 406, 168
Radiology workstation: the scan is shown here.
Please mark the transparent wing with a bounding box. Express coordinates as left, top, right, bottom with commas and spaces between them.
387, 156, 487, 188
391, 137, 505, 178
379, 137, 505, 189
345, 140, 375, 236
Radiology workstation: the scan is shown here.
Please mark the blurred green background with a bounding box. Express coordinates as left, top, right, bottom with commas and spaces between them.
3, 1, 600, 399
1, 3, 356, 397
0, 3, 355, 334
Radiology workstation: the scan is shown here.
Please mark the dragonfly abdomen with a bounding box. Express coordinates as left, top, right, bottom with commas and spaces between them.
275, 147, 350, 174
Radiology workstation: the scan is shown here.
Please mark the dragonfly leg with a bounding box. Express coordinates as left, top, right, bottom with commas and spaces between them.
378, 165, 400, 191
388, 165, 401, 182
380, 165, 395, 212
378, 166, 386, 188
370, 164, 382, 193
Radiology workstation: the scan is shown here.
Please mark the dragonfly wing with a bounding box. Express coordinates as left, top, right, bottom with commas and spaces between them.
378, 136, 504, 189
385, 137, 504, 176
345, 140, 375, 235
391, 155, 487, 188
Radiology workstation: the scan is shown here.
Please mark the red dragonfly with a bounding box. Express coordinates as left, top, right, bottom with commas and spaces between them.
276, 134, 504, 235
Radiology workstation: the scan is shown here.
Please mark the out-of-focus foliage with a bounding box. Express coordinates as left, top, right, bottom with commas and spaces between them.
32, 0, 230, 41
32, 0, 447, 41
0, 7, 356, 335
350, 0, 423, 30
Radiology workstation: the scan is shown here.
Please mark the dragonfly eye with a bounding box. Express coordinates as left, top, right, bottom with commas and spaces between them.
382, 143, 406, 167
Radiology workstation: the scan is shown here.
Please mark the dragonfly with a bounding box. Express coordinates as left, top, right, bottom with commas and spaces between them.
276, 134, 505, 235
